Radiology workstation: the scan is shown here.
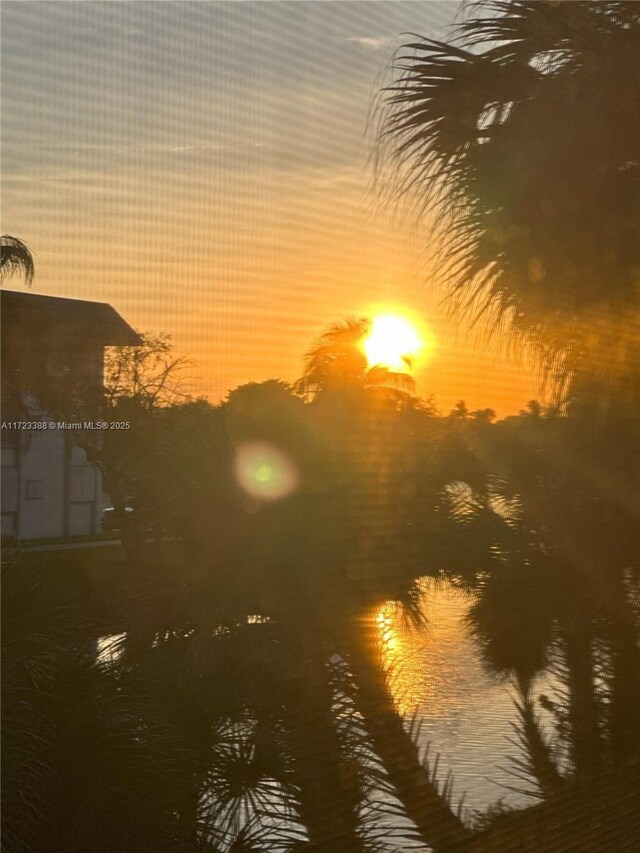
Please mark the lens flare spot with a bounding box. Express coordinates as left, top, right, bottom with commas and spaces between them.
254, 463, 273, 483
234, 441, 298, 502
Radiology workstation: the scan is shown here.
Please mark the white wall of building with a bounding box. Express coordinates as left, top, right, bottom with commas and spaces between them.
18, 429, 66, 539
1, 445, 20, 537
1, 429, 103, 540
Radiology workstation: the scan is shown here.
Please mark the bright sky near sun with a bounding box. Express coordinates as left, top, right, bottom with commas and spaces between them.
363, 315, 425, 372
2, 1, 539, 415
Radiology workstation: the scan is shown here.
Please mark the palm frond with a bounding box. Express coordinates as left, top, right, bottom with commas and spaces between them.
376, 1, 640, 395
1, 235, 34, 286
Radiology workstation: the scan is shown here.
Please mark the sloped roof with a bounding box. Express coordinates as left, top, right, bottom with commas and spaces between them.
1, 290, 141, 346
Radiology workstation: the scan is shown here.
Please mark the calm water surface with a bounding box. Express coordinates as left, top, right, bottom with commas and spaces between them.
98, 581, 550, 842
381, 580, 550, 816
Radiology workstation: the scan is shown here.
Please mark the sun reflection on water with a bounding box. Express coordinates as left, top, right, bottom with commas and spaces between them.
375, 581, 556, 812
375, 581, 511, 720
375, 597, 441, 718
376, 608, 397, 651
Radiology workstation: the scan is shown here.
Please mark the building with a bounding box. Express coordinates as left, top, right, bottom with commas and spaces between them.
1, 290, 140, 543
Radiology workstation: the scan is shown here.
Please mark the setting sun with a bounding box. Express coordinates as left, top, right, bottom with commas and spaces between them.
363, 314, 423, 372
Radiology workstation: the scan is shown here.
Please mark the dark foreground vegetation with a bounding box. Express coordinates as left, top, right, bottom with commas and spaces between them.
3, 375, 639, 852
3, 1, 640, 850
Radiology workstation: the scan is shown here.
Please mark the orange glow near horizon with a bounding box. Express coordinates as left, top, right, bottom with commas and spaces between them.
363, 314, 428, 372
2, 3, 542, 419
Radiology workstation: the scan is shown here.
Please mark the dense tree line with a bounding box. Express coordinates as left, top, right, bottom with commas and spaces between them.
4, 357, 638, 851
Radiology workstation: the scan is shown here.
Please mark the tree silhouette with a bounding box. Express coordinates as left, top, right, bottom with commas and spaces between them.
295, 318, 415, 399
0, 235, 34, 287
101, 372, 494, 850
377, 3, 640, 837
461, 407, 640, 786
1, 555, 202, 853
378, 1, 640, 395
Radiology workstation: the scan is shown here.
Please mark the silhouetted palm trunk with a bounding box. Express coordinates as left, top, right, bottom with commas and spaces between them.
281, 628, 366, 853
346, 622, 470, 852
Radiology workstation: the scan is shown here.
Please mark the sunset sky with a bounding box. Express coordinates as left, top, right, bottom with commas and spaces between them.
2, 1, 540, 414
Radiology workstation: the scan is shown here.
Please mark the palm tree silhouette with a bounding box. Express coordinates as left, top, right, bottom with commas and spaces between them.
108, 373, 487, 850
0, 235, 34, 286
378, 1, 640, 391
295, 317, 415, 399
463, 406, 640, 784
1, 555, 203, 853
378, 0, 640, 824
